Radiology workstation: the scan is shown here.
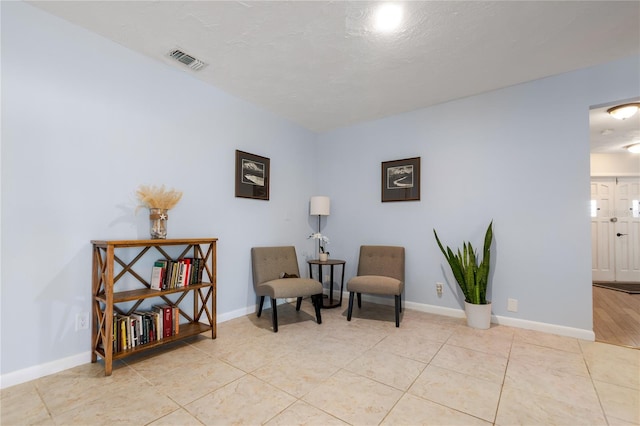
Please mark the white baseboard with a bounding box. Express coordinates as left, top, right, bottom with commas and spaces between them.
404, 300, 466, 318
492, 315, 595, 341
217, 305, 256, 323
1, 309, 257, 389
344, 291, 595, 341
0, 351, 91, 390
0, 295, 596, 389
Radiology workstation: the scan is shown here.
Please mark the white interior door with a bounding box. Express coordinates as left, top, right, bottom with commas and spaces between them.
591, 178, 616, 281
591, 177, 640, 282
614, 177, 640, 282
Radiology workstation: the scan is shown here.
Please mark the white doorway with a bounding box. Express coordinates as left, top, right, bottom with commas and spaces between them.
591, 176, 640, 282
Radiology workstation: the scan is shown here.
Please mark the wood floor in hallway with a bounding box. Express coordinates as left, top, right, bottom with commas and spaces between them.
593, 285, 640, 349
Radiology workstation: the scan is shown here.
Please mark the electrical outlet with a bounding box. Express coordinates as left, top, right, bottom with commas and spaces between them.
507, 298, 518, 312
324, 275, 330, 283
76, 312, 89, 331
436, 282, 443, 297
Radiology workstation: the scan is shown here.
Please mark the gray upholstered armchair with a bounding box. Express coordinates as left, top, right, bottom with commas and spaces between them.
251, 246, 323, 332
347, 245, 405, 327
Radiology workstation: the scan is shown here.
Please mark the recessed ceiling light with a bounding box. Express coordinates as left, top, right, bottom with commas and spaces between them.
374, 3, 403, 32
607, 103, 640, 120
626, 143, 640, 153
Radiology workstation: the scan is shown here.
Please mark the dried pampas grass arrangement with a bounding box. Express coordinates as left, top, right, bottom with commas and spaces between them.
136, 185, 183, 210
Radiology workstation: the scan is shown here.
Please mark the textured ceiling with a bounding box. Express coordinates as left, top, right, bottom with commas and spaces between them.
28, 1, 640, 151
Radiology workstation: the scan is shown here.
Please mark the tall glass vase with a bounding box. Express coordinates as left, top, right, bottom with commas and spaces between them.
149, 208, 168, 239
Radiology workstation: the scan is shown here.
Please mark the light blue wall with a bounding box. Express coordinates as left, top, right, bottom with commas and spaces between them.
2, 1, 639, 381
317, 54, 640, 329
1, 2, 318, 376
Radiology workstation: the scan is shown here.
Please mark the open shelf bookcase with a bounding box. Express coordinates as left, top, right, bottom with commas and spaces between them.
90, 238, 217, 375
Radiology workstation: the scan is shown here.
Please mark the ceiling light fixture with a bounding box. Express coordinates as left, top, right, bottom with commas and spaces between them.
626, 143, 640, 154
607, 103, 640, 120
374, 3, 403, 32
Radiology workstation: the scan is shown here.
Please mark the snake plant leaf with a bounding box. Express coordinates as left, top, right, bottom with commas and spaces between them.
434, 229, 468, 300
447, 247, 468, 298
434, 222, 493, 305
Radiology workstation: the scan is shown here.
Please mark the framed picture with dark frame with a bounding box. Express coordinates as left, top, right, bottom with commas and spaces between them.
381, 157, 420, 202
235, 150, 270, 200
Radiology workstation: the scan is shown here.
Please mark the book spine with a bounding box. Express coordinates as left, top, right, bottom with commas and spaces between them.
197, 258, 205, 283
182, 259, 190, 287
121, 317, 127, 351
136, 314, 144, 345
189, 258, 197, 285
162, 262, 173, 290
132, 313, 146, 345
161, 305, 172, 337
150, 263, 164, 290
126, 317, 132, 349
173, 307, 179, 335
154, 309, 162, 341
176, 260, 184, 288
113, 314, 117, 353
171, 262, 179, 289
130, 317, 137, 348
147, 314, 154, 343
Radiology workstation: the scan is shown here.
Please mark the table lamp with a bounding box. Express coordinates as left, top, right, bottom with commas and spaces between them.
310, 196, 330, 255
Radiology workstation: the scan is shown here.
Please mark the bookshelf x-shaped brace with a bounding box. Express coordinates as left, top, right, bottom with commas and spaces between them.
192, 244, 214, 324
199, 245, 215, 282
93, 299, 107, 353
113, 247, 151, 287
196, 287, 214, 324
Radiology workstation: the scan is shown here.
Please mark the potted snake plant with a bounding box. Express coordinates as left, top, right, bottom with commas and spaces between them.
434, 221, 493, 329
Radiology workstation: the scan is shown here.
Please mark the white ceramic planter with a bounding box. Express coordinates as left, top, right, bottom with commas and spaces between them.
464, 301, 492, 329
319, 253, 329, 262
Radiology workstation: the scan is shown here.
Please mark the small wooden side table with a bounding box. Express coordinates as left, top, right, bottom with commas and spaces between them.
307, 259, 346, 308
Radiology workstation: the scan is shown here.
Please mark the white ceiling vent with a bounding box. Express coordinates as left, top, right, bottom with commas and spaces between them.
168, 49, 207, 71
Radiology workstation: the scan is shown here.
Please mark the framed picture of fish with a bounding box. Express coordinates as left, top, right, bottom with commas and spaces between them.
381, 157, 420, 202
235, 150, 270, 200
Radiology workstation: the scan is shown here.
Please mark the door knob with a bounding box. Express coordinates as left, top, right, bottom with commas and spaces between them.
616, 233, 628, 237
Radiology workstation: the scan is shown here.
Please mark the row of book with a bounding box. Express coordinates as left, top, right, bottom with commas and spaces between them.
150, 257, 205, 290
113, 304, 179, 353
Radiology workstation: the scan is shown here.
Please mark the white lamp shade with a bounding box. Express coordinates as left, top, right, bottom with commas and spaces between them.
310, 196, 330, 216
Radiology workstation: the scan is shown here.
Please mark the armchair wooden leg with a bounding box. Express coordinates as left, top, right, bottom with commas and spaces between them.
313, 294, 322, 324
395, 295, 401, 327
357, 293, 362, 308
257, 296, 265, 317
296, 296, 303, 311
271, 298, 278, 333
347, 292, 355, 321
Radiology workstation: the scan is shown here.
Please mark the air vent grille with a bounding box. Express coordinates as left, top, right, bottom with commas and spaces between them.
168, 49, 207, 71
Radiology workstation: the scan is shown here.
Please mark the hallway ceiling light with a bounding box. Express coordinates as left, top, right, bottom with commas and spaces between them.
374, 3, 403, 32
607, 103, 640, 120
626, 143, 640, 153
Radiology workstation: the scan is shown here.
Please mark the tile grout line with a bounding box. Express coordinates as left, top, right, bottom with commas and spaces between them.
580, 341, 614, 426
491, 328, 516, 425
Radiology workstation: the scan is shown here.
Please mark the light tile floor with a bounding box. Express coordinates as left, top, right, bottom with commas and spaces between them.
2, 302, 639, 425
